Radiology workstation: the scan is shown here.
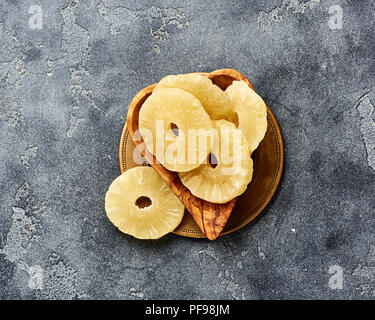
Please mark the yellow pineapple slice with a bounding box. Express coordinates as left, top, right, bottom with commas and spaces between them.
155, 73, 232, 119
179, 120, 253, 204
139, 87, 213, 172
225, 80, 267, 153
105, 166, 184, 239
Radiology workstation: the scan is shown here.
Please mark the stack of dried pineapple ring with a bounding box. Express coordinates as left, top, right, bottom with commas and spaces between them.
105, 73, 268, 240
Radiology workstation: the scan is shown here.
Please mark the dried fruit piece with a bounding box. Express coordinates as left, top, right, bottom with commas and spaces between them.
105, 166, 184, 239
139, 87, 213, 172
225, 80, 267, 153
179, 120, 253, 204
155, 74, 232, 119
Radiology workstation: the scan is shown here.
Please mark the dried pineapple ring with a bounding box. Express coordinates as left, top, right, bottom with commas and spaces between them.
139, 87, 213, 172
179, 120, 253, 204
155, 74, 232, 119
225, 80, 267, 153
105, 166, 184, 240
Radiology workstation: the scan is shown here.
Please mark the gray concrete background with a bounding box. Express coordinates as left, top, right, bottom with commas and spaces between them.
0, 0, 374, 300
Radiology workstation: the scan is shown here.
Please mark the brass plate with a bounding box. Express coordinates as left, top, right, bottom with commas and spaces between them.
118, 104, 284, 239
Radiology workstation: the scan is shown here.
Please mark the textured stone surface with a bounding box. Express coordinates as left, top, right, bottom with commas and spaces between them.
0, 0, 375, 300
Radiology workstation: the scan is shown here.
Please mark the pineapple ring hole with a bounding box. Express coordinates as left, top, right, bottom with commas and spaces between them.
170, 123, 179, 136
135, 196, 152, 209
209, 153, 218, 168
